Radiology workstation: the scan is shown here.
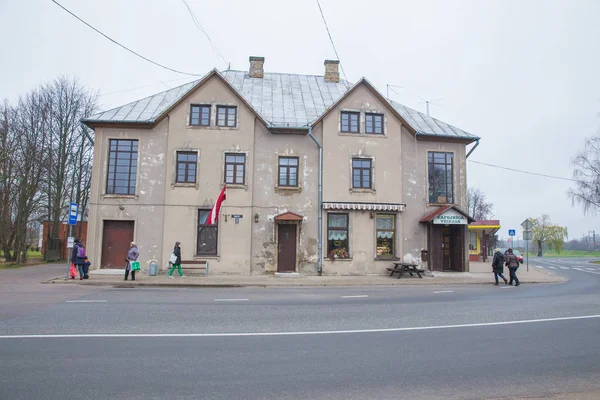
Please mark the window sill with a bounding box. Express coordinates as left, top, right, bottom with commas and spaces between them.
172, 183, 198, 189
186, 125, 211, 129
350, 188, 376, 194
428, 202, 454, 207
338, 132, 387, 138
275, 186, 302, 193
225, 184, 248, 190
375, 257, 400, 261
324, 257, 353, 262
194, 255, 219, 259
102, 194, 138, 200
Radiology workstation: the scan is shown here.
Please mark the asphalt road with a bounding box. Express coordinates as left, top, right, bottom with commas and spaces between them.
0, 259, 599, 399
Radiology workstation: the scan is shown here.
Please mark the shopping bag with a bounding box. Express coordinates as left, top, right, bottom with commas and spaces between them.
130, 261, 141, 271
69, 262, 78, 279
169, 254, 177, 264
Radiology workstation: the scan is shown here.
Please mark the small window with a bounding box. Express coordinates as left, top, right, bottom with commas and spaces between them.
469, 231, 478, 251
217, 106, 237, 127
352, 158, 372, 189
106, 139, 138, 195
428, 152, 454, 204
341, 111, 359, 133
176, 151, 197, 183
225, 153, 246, 184
190, 105, 210, 126
327, 213, 349, 259
376, 214, 395, 258
365, 113, 384, 134
278, 157, 299, 187
197, 210, 217, 255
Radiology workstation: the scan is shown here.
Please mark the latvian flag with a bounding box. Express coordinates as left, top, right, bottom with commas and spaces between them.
208, 186, 226, 224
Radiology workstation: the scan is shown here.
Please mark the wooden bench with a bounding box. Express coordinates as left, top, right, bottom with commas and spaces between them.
179, 260, 209, 277
387, 262, 425, 279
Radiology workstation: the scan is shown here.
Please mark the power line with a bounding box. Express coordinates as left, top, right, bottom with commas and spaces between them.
98, 76, 195, 97
180, 0, 229, 68
315, 0, 350, 87
51, 0, 202, 77
468, 159, 580, 182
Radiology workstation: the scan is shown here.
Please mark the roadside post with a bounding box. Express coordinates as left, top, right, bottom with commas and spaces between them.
521, 219, 534, 271
65, 202, 78, 280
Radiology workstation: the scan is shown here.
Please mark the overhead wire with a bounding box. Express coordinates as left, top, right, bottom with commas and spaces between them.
315, 0, 350, 88
468, 159, 581, 183
180, 0, 229, 68
51, 0, 202, 77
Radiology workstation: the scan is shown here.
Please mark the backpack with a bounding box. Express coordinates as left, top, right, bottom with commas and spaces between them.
76, 245, 86, 258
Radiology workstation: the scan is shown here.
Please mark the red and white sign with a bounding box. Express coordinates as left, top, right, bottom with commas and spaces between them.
208, 186, 226, 224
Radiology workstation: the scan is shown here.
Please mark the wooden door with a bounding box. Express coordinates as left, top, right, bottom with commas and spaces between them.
442, 226, 452, 271
429, 224, 443, 271
101, 220, 134, 268
450, 225, 465, 272
277, 224, 297, 272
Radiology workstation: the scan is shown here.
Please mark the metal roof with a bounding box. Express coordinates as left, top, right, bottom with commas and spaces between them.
84, 69, 479, 141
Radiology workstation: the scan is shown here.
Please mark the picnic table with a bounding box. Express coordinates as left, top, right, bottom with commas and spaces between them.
387, 262, 424, 279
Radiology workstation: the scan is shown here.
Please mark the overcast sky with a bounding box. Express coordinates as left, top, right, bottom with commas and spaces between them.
2, 0, 600, 242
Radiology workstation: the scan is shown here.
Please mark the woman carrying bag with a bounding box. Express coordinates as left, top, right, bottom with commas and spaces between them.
124, 241, 140, 281
168, 241, 185, 279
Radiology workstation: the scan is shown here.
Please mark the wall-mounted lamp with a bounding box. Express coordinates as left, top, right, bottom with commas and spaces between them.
254, 213, 259, 223
224, 214, 228, 222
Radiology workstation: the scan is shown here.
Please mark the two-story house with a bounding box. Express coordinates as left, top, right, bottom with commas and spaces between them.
82, 56, 479, 275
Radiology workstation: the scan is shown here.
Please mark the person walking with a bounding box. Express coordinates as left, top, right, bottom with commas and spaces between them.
168, 241, 185, 279
505, 248, 521, 286
125, 241, 139, 281
492, 248, 508, 285
72, 239, 86, 280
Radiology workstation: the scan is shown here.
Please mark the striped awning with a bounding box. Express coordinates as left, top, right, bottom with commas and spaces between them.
322, 202, 405, 212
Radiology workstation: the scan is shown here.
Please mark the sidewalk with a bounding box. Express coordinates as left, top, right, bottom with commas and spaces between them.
43, 262, 563, 288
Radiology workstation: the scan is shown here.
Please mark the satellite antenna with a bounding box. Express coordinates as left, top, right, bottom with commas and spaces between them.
386, 84, 404, 100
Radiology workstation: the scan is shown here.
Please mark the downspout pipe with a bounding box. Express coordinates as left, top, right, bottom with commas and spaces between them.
466, 139, 479, 159
308, 127, 323, 276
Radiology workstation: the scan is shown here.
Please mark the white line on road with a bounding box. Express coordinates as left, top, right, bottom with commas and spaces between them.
500, 286, 514, 289
548, 267, 557, 269
341, 295, 369, 298
214, 299, 249, 302
65, 300, 107, 303
433, 291, 454, 294
2, 315, 599, 339
560, 267, 569, 270
536, 266, 544, 269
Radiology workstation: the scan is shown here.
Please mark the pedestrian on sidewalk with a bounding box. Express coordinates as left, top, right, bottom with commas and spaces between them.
125, 241, 139, 281
492, 248, 508, 285
168, 241, 185, 279
72, 239, 86, 280
505, 248, 521, 286
82, 256, 91, 279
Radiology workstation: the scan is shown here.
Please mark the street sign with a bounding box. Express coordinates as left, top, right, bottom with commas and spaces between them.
509, 229, 516, 237
68, 202, 78, 225
523, 231, 532, 241
521, 219, 534, 230
67, 237, 74, 248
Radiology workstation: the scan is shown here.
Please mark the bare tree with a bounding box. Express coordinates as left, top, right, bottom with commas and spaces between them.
568, 136, 600, 214
41, 77, 97, 242
467, 188, 494, 220
530, 215, 569, 256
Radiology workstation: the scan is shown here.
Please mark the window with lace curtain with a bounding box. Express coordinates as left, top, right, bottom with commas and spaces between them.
327, 213, 349, 258
376, 214, 395, 258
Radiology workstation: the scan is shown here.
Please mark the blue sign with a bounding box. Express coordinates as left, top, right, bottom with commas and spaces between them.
508, 229, 516, 237
68, 202, 78, 225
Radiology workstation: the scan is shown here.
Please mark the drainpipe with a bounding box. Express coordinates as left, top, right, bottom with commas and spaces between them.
466, 139, 479, 159
308, 127, 323, 276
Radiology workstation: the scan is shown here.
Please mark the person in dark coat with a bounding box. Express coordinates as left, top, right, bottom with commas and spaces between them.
82, 256, 91, 279
505, 248, 521, 286
492, 248, 508, 285
168, 241, 185, 278
124, 241, 139, 281
72, 239, 85, 280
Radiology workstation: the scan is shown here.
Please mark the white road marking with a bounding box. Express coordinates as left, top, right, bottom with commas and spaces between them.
548, 267, 557, 269
536, 266, 544, 269
433, 291, 454, 294
213, 299, 249, 302
341, 295, 369, 298
65, 300, 107, 303
560, 267, 569, 270
500, 286, 514, 289
2, 315, 599, 339
573, 267, 584, 270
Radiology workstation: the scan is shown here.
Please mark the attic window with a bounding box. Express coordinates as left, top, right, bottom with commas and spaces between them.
341, 111, 359, 133
217, 106, 237, 127
365, 113, 384, 134
190, 105, 210, 126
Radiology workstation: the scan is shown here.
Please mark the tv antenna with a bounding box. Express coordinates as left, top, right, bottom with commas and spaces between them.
386, 84, 404, 100
418, 96, 442, 117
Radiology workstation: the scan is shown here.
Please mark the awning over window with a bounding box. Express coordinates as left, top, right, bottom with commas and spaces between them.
323, 202, 405, 212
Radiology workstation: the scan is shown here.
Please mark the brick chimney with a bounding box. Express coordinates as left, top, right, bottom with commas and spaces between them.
324, 60, 340, 83
249, 56, 265, 78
